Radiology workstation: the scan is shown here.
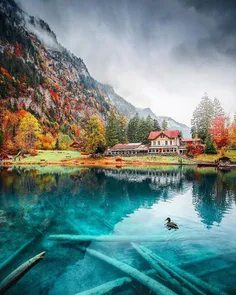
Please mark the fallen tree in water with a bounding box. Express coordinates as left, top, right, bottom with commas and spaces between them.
49, 234, 208, 243
78, 247, 177, 295
138, 245, 227, 295
75, 269, 157, 295
75, 277, 132, 295
132, 243, 196, 295
0, 252, 46, 294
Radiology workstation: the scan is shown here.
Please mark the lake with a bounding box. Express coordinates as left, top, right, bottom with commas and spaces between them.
0, 165, 236, 295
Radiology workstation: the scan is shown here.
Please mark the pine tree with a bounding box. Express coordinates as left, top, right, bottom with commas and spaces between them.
55, 137, 59, 150
105, 112, 119, 147
205, 134, 217, 154
212, 98, 224, 119
127, 113, 140, 143
153, 119, 161, 131
137, 117, 149, 143
161, 119, 168, 130
191, 93, 214, 143
117, 116, 127, 143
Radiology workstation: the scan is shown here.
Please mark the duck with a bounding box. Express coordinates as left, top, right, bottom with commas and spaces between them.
165, 217, 179, 230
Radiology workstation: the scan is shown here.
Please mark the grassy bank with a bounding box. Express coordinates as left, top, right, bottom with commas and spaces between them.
195, 150, 236, 162
3, 149, 236, 167
13, 150, 83, 163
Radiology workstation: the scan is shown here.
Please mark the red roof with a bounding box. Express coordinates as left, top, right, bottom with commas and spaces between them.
148, 130, 180, 140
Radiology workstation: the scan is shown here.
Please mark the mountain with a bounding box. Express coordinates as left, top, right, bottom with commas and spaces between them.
99, 84, 191, 137
0, 0, 190, 139
0, 0, 115, 134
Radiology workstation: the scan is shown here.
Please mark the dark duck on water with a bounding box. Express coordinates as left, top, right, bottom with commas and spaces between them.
165, 217, 179, 230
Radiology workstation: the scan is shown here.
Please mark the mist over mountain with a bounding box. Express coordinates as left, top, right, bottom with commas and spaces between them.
0, 0, 190, 138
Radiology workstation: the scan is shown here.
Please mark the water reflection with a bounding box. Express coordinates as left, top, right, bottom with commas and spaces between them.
0, 166, 236, 229
0, 166, 236, 294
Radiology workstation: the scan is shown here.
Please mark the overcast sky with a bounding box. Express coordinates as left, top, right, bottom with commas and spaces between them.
18, 0, 236, 125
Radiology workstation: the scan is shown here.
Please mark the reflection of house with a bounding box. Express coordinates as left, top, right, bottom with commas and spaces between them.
149, 130, 183, 154
105, 143, 148, 156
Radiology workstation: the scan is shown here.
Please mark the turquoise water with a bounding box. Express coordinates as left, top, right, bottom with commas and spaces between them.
0, 165, 236, 294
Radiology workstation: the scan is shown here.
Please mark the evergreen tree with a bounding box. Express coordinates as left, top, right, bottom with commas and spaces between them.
191, 93, 214, 143
212, 98, 224, 119
137, 117, 149, 143
161, 119, 168, 130
105, 112, 119, 147
127, 113, 140, 142
153, 119, 161, 131
205, 134, 217, 154
117, 116, 127, 143
55, 137, 59, 150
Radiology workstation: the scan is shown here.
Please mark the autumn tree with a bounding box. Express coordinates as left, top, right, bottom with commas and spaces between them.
57, 133, 72, 150
229, 119, 236, 149
15, 113, 42, 152
84, 115, 106, 154
209, 116, 229, 149
41, 132, 55, 150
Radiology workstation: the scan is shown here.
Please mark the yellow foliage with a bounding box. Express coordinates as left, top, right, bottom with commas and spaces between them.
15, 113, 42, 152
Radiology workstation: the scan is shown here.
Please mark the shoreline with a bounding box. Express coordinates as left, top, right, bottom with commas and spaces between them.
0, 156, 200, 168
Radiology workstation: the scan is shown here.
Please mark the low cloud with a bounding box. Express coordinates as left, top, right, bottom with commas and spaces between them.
18, 0, 236, 125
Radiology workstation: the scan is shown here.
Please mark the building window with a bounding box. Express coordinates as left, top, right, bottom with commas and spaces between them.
170, 140, 172, 145
158, 141, 160, 145
165, 141, 168, 145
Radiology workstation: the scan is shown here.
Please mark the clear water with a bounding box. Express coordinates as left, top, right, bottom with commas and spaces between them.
0, 165, 236, 295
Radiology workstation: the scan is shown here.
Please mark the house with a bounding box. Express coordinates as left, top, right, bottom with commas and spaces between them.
105, 143, 148, 156
148, 130, 183, 154
70, 140, 81, 150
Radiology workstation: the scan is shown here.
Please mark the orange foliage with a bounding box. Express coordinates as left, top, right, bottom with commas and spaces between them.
0, 67, 12, 80
209, 116, 229, 148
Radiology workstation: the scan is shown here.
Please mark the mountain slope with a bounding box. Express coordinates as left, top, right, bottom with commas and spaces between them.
0, 0, 190, 140
0, 0, 115, 136
99, 84, 191, 137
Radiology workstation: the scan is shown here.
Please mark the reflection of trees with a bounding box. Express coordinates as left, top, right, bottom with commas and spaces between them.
191, 169, 235, 227
1, 166, 235, 232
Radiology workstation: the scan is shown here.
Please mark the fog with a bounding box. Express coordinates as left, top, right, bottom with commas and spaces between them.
18, 0, 236, 125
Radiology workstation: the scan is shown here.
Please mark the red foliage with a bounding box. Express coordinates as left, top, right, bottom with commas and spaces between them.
14, 42, 23, 57
209, 116, 229, 148
186, 143, 204, 156
50, 88, 60, 105
0, 67, 12, 80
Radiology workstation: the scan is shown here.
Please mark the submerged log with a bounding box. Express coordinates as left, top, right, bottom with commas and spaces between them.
79, 247, 177, 295
132, 243, 193, 295
75, 268, 156, 295
0, 216, 53, 273
49, 234, 171, 242
75, 277, 131, 295
49, 234, 205, 243
0, 238, 35, 273
0, 251, 46, 294
138, 245, 227, 295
